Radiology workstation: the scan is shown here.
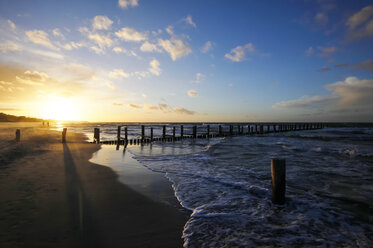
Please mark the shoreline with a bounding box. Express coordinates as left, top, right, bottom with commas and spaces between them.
0, 124, 188, 247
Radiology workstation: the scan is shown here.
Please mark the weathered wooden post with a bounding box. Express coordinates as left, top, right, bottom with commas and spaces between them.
267, 125, 270, 133
260, 125, 264, 134
193, 125, 197, 138
273, 124, 276, 132
162, 125, 166, 140
180, 125, 184, 138
255, 125, 258, 134
218, 125, 222, 136
150, 127, 153, 142
173, 126, 176, 140
251, 127, 254, 134
117, 126, 121, 144
94, 128, 100, 144
207, 125, 210, 138
237, 125, 240, 135
271, 158, 286, 205
124, 127, 128, 144
229, 125, 233, 135
141, 125, 145, 140
62, 128, 67, 143
15, 129, 20, 142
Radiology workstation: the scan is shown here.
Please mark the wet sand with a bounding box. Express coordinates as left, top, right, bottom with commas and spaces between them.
0, 123, 188, 247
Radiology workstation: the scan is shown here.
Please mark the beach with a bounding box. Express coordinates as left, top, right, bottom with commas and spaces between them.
0, 123, 188, 247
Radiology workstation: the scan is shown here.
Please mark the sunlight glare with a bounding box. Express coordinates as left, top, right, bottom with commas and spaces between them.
41, 98, 79, 121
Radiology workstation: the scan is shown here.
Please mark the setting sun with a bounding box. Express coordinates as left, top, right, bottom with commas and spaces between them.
41, 98, 79, 121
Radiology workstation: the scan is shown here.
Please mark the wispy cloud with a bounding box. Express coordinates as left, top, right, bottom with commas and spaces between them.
7, 20, 16, 32
201, 41, 212, 53
305, 46, 314, 56
149, 59, 161, 76
92, 16, 113, 30
318, 66, 331, 72
140, 41, 162, 53
192, 73, 205, 83
273, 76, 373, 119
184, 15, 196, 28
118, 0, 138, 9
26, 30, 58, 50
128, 103, 142, 109
15, 70, 49, 86
112, 102, 123, 106
106, 81, 115, 90
109, 69, 130, 80
346, 5, 373, 41
351, 60, 373, 71
188, 89, 198, 97
145, 103, 195, 115
115, 27, 147, 42
158, 37, 191, 61
0, 40, 21, 53
318, 46, 337, 57
314, 12, 328, 26
225, 43, 255, 62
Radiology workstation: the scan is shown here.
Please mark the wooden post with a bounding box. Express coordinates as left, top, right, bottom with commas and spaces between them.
124, 127, 128, 143
271, 158, 286, 205
141, 125, 145, 140
15, 129, 20, 142
273, 124, 276, 133
229, 125, 233, 135
117, 126, 121, 144
173, 126, 176, 140
218, 125, 222, 136
150, 127, 153, 142
267, 125, 270, 133
180, 125, 184, 138
255, 125, 258, 134
251, 127, 254, 134
94, 128, 100, 144
163, 125, 166, 139
207, 125, 210, 137
237, 125, 240, 135
193, 125, 197, 138
260, 125, 263, 134
62, 128, 67, 143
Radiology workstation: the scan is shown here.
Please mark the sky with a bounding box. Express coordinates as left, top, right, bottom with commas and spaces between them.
0, 0, 372, 122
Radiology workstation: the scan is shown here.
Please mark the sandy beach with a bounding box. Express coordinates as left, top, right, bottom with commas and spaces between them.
0, 123, 188, 247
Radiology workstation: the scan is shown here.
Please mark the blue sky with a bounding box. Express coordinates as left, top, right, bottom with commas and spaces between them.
0, 0, 372, 122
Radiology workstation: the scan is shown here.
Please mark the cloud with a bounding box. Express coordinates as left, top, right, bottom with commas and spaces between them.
335, 63, 349, 68
112, 102, 123, 106
145, 103, 195, 115
273, 77, 373, 119
351, 60, 373, 71
165, 25, 174, 35
318, 46, 337, 57
26, 30, 57, 50
115, 27, 147, 42
184, 15, 196, 28
107, 81, 115, 90
118, 0, 138, 9
7, 20, 16, 32
158, 37, 191, 60
109, 69, 130, 80
52, 28, 65, 39
128, 103, 142, 109
314, 12, 328, 26
188, 89, 198, 97
112, 46, 127, 53
193, 73, 205, 83
149, 59, 161, 76
225, 43, 255, 62
318, 66, 331, 72
346, 5, 373, 41
88, 33, 112, 48
92, 16, 113, 30
140, 41, 162, 52
201, 41, 213, 53
305, 46, 314, 56
0, 40, 21, 53
142, 93, 147, 98
15, 70, 49, 86
62, 41, 84, 50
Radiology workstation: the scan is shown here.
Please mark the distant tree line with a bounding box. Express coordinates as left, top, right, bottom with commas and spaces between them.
0, 112, 44, 122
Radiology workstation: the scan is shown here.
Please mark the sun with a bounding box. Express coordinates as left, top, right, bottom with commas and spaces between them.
41, 98, 79, 121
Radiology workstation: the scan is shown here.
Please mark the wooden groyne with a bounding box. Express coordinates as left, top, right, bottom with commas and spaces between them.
92, 123, 326, 146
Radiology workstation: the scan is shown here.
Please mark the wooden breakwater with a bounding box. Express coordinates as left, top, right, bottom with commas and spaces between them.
92, 123, 326, 146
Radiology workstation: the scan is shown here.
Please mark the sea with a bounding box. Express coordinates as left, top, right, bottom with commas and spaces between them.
54, 122, 373, 247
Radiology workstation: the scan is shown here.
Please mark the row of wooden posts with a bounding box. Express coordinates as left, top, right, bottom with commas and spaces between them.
92, 123, 325, 145
13, 125, 300, 205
